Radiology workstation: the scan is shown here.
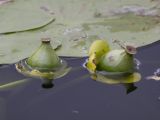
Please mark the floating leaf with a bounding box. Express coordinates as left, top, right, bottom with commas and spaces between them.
0, 26, 62, 64
0, 0, 160, 64
0, 0, 55, 33
92, 72, 141, 84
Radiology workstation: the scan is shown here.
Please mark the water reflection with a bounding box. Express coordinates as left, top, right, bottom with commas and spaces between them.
123, 83, 137, 94
90, 72, 141, 94
0, 64, 10, 69
0, 62, 85, 90
0, 56, 141, 93
41, 79, 54, 88
15, 58, 71, 89
83, 56, 141, 94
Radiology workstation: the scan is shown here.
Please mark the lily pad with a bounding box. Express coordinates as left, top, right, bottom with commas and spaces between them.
0, 26, 62, 64
0, 0, 55, 33
0, 0, 160, 64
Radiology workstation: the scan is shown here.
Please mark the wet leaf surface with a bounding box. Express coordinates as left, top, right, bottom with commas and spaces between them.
0, 0, 160, 64
0, 0, 55, 33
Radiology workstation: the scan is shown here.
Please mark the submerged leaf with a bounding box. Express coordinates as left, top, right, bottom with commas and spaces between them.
0, 78, 31, 91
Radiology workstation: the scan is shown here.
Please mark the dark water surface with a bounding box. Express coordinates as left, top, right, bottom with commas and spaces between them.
0, 42, 160, 120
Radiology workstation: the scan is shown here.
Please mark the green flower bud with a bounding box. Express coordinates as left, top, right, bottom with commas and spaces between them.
97, 49, 134, 72
27, 38, 61, 71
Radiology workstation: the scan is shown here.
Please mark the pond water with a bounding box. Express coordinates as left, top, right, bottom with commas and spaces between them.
0, 41, 160, 120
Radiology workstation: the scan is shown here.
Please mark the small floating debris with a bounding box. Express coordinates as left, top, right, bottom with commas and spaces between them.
72, 110, 79, 114
147, 76, 160, 81
15, 38, 71, 88
134, 58, 141, 70
63, 27, 87, 47
146, 68, 160, 81
95, 5, 160, 18
40, 6, 55, 15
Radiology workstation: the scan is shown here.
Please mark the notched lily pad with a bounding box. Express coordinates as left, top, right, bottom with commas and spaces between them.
0, 0, 160, 64
0, 30, 62, 64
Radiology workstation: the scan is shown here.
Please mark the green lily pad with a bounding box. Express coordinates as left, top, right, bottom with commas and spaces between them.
0, 0, 55, 33
0, 0, 160, 64
0, 26, 62, 64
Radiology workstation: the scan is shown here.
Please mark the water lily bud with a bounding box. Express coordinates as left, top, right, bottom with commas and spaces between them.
89, 40, 110, 58
27, 38, 61, 71
97, 49, 134, 72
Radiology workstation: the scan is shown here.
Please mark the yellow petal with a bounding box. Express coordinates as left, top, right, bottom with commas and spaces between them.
86, 53, 97, 72
89, 40, 110, 57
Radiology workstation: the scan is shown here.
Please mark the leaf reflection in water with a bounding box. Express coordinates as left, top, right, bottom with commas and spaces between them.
91, 72, 141, 94
92, 72, 141, 84
0, 64, 10, 69
26, 74, 90, 106
0, 78, 31, 91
